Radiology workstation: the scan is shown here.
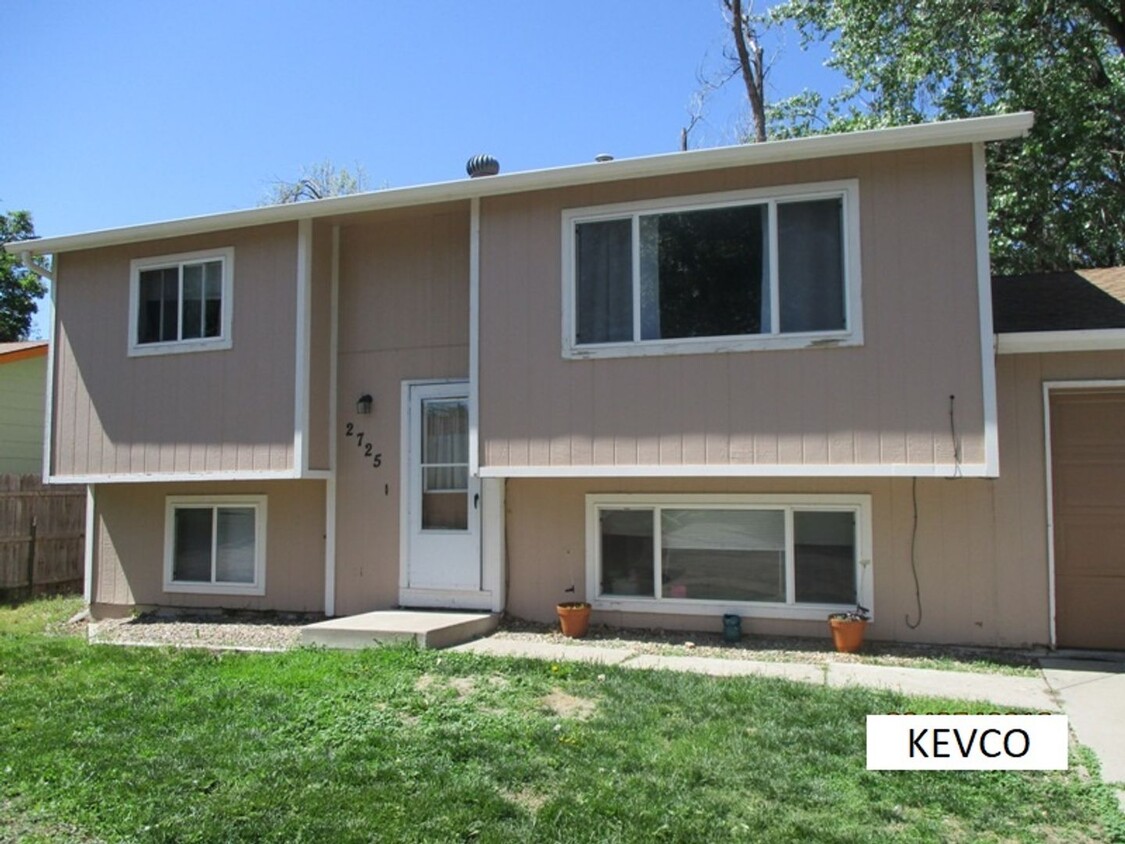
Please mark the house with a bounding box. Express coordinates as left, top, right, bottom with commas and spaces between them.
0, 341, 48, 475
9, 111, 1124, 650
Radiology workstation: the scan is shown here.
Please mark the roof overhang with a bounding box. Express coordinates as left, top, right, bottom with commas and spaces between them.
997, 328, 1125, 354
8, 111, 1033, 257
0, 341, 49, 364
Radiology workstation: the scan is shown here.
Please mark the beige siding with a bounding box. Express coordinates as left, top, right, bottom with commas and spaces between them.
90, 480, 325, 614
502, 349, 1125, 646
479, 146, 986, 470
0, 356, 46, 474
332, 203, 470, 616
52, 224, 299, 477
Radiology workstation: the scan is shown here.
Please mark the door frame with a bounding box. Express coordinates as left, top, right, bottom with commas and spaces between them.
1042, 379, 1125, 649
398, 378, 499, 611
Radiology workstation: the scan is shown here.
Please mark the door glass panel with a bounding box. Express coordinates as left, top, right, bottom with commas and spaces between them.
421, 398, 468, 530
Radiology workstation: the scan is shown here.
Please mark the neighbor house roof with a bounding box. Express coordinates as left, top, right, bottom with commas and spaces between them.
6, 112, 1034, 258
0, 341, 48, 365
992, 268, 1125, 332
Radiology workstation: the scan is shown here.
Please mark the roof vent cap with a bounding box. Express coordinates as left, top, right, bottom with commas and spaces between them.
466, 154, 500, 178
594, 153, 614, 162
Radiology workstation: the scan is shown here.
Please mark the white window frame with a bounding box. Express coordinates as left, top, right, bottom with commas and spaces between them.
585, 493, 873, 621
128, 247, 235, 357
561, 180, 863, 359
163, 494, 267, 596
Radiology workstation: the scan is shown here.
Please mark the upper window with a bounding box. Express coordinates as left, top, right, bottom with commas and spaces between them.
129, 248, 234, 356
562, 182, 861, 358
163, 495, 266, 596
586, 493, 873, 621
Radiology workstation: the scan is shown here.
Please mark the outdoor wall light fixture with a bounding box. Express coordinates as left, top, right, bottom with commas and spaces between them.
356, 394, 373, 415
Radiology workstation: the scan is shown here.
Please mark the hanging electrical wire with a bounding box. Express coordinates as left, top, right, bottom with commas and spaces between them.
905, 475, 923, 629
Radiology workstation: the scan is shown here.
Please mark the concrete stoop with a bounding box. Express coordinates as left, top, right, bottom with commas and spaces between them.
299, 610, 499, 650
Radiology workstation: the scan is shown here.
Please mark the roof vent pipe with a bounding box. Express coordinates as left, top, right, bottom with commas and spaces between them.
594, 153, 614, 162
466, 154, 500, 178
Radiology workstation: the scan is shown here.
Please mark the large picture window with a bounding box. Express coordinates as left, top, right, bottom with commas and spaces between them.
129, 248, 234, 356
563, 182, 861, 358
587, 494, 872, 620
163, 495, 266, 595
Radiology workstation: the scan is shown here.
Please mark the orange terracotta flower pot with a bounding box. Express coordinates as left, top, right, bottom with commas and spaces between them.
828, 617, 867, 653
557, 602, 591, 638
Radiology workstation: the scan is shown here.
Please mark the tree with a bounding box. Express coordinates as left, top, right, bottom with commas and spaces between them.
725, 0, 769, 143
764, 0, 1125, 274
0, 211, 46, 342
261, 160, 370, 205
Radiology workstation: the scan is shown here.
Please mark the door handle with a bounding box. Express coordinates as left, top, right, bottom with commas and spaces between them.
474, 493, 480, 510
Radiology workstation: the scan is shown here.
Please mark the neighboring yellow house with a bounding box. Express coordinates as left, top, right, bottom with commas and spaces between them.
0, 341, 48, 475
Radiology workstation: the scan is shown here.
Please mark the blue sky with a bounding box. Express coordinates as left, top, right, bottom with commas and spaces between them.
5, 1, 840, 337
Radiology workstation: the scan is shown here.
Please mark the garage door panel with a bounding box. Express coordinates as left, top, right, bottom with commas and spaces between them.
1051, 389, 1125, 651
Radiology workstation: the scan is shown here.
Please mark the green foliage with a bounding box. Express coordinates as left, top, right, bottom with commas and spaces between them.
766, 0, 1125, 274
0, 600, 1121, 843
0, 211, 47, 342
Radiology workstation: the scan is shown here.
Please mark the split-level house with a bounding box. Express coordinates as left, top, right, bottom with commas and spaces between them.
10, 112, 1125, 650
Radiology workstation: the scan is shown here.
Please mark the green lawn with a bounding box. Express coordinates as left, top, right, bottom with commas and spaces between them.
1, 599, 1122, 843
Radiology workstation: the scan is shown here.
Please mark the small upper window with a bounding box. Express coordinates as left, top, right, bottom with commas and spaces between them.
563, 182, 861, 358
129, 248, 234, 356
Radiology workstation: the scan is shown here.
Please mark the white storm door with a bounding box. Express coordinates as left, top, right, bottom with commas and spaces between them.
404, 382, 481, 594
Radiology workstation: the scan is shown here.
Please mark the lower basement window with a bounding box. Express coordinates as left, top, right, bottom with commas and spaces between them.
586, 494, 872, 620
163, 495, 267, 596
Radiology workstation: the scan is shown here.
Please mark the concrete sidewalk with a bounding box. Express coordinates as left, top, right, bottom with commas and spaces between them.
453, 636, 1125, 806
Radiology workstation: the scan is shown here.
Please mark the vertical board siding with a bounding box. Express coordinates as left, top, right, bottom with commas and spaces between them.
0, 474, 85, 597
306, 222, 335, 471
498, 349, 1125, 646
52, 224, 300, 477
91, 480, 325, 612
479, 147, 986, 471
331, 204, 470, 617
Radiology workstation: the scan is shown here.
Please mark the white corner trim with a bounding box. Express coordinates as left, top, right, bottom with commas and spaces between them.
324, 225, 340, 617
49, 469, 302, 484
294, 220, 313, 476
469, 197, 481, 477
83, 485, 95, 605
479, 462, 991, 479
972, 143, 1000, 478
43, 256, 58, 481
997, 329, 1125, 354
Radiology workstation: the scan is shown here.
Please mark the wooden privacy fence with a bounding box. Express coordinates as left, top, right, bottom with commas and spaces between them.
0, 474, 85, 601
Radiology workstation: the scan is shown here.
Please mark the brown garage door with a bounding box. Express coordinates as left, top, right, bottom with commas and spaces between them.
1051, 389, 1125, 650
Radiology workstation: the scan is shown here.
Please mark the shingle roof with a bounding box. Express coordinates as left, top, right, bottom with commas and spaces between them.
992, 268, 1125, 333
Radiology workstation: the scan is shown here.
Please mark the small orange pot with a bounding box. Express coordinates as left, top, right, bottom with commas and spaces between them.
557, 602, 591, 638
828, 617, 867, 653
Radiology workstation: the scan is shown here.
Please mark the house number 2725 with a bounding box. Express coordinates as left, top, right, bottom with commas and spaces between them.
345, 423, 382, 468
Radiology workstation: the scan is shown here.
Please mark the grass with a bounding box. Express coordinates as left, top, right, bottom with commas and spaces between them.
1, 598, 1122, 843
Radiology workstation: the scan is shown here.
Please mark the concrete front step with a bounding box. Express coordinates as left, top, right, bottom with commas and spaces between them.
300, 610, 499, 650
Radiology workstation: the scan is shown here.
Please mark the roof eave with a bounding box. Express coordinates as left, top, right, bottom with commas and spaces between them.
8, 111, 1034, 257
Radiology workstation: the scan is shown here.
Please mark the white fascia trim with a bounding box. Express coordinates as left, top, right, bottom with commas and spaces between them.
324, 225, 341, 617
83, 485, 95, 605
972, 144, 1000, 477
997, 329, 1125, 354
469, 197, 481, 477
480, 462, 990, 479
43, 256, 58, 480
49, 469, 302, 484
294, 220, 312, 476
12, 113, 1033, 257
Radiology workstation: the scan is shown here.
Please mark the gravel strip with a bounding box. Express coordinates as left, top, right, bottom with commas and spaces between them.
83, 609, 1041, 675
88, 612, 308, 652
